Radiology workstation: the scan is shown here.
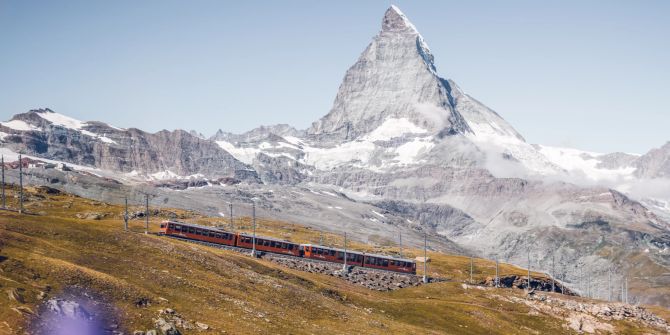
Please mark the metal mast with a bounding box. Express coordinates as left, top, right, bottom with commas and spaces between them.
124, 197, 128, 231
495, 258, 499, 288
399, 231, 402, 258
1, 155, 5, 209
252, 202, 256, 256
423, 233, 428, 284
18, 154, 23, 214
229, 203, 233, 230
343, 232, 347, 271
144, 194, 149, 234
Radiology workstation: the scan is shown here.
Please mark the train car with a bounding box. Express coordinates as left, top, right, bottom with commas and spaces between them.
300, 244, 364, 267
362, 253, 416, 274
236, 233, 301, 256
160, 221, 237, 247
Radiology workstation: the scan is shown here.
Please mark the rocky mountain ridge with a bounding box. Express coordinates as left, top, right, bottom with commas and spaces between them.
1, 5, 670, 306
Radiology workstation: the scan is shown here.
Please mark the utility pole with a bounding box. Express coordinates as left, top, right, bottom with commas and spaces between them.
319, 233, 324, 245
551, 254, 555, 293
124, 197, 128, 231
18, 154, 23, 214
495, 258, 499, 288
229, 203, 233, 230
470, 256, 473, 284
343, 232, 347, 271
144, 194, 149, 234
399, 231, 403, 258
251, 202, 256, 256
423, 233, 428, 284
1, 155, 5, 209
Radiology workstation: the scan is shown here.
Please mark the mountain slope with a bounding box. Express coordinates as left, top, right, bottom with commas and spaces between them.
1, 187, 668, 334
307, 6, 471, 142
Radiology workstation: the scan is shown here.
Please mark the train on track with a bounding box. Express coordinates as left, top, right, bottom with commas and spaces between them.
159, 220, 417, 274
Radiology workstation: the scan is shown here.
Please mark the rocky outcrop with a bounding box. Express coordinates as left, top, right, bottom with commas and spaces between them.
496, 293, 670, 334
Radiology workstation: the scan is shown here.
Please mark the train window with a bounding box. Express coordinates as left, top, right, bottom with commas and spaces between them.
168, 224, 174, 229
174, 226, 181, 232
382, 259, 389, 267
264, 240, 270, 247
215, 233, 221, 239
329, 250, 335, 256
337, 252, 343, 260
209, 232, 215, 237
189, 228, 195, 234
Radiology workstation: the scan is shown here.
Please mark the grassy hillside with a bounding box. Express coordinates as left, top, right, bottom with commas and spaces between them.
0, 186, 667, 334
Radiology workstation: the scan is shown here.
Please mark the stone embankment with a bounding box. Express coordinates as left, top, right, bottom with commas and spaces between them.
264, 253, 425, 291
166, 236, 427, 291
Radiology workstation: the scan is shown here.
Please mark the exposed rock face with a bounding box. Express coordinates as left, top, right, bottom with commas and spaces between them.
307, 6, 470, 142
0, 109, 258, 182
635, 141, 670, 178
211, 124, 303, 143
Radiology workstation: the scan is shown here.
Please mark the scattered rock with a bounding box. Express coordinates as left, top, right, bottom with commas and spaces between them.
75, 212, 105, 220
195, 322, 209, 330
155, 317, 181, 335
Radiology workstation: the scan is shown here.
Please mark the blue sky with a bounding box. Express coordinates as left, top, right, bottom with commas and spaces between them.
0, 0, 668, 153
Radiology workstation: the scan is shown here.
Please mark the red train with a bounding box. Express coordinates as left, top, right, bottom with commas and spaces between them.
159, 220, 416, 274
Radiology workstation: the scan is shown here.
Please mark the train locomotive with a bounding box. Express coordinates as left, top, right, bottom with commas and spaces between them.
159, 220, 416, 274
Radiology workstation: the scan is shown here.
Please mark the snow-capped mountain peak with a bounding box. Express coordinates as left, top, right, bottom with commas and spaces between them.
383, 5, 419, 33
307, 5, 470, 143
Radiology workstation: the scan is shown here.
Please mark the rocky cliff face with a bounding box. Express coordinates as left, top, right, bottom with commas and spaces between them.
0, 109, 258, 182
307, 6, 470, 143
635, 142, 670, 178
